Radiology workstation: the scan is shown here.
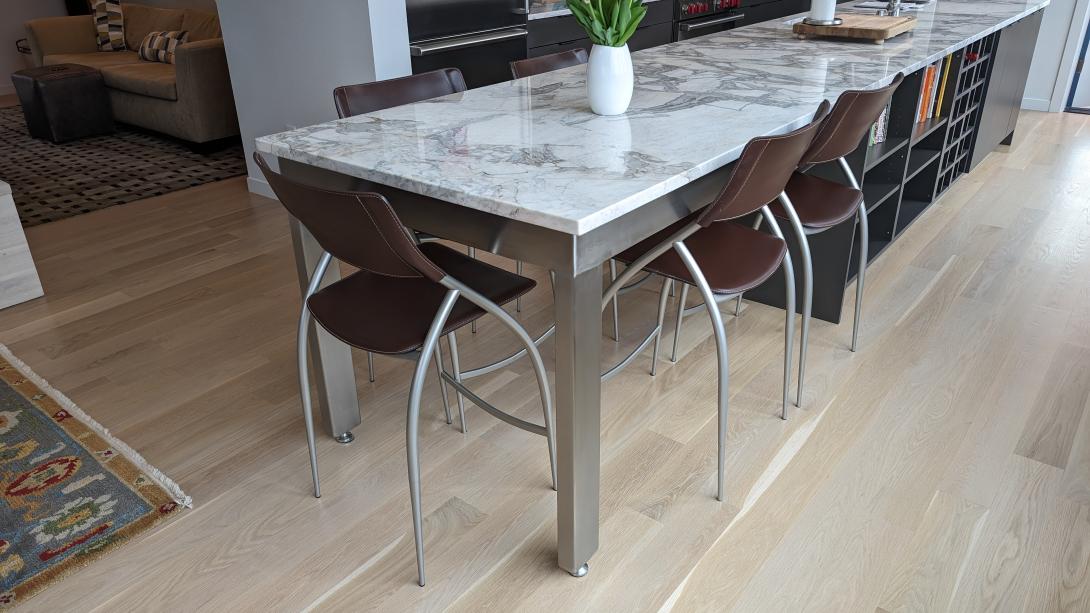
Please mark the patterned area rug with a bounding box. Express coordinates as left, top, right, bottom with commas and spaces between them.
0, 344, 189, 608
0, 105, 244, 227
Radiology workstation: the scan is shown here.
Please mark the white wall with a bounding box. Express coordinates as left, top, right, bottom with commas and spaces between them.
1, 0, 67, 96
1023, 0, 1090, 111
217, 0, 411, 197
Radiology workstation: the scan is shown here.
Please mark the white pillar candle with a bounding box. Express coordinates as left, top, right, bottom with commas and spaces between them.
810, 0, 836, 22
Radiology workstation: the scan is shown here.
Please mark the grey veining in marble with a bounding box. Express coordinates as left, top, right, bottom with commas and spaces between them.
257, 0, 1050, 235
528, 0, 665, 20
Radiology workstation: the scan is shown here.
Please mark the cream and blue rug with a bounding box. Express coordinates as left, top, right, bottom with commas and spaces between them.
0, 345, 189, 608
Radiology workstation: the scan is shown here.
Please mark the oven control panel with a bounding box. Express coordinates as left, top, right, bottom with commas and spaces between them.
679, 0, 738, 16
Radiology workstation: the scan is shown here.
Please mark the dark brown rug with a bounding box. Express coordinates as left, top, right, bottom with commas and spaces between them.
0, 105, 245, 227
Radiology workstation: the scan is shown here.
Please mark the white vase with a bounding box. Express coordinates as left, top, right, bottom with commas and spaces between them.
587, 44, 634, 116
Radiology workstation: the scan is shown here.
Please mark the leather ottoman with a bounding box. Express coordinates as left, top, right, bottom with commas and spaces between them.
11, 63, 115, 143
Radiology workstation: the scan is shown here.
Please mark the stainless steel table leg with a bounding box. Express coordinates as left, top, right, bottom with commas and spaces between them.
552, 266, 602, 577
289, 218, 362, 441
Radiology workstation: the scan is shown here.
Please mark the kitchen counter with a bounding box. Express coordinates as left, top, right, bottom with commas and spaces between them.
257, 0, 1049, 235
528, 0, 666, 20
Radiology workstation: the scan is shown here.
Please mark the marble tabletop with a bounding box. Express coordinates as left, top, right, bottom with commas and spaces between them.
257, 0, 1050, 235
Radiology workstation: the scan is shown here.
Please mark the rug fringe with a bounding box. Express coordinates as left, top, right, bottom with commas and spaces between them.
0, 343, 192, 508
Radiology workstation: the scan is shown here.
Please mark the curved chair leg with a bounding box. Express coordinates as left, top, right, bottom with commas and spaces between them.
297, 308, 321, 499
441, 277, 557, 491
516, 260, 524, 313
407, 290, 461, 588
468, 247, 478, 334
839, 157, 867, 353
734, 294, 743, 316
447, 331, 468, 433
650, 278, 673, 376
762, 205, 795, 420
671, 283, 690, 363
434, 340, 453, 425
673, 242, 730, 502
297, 251, 332, 499
776, 194, 811, 408
609, 260, 621, 341
367, 352, 376, 383
853, 201, 868, 352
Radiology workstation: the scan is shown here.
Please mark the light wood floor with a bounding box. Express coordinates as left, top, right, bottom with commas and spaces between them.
2, 110, 1088, 612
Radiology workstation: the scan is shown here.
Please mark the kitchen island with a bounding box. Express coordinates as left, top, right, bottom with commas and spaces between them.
257, 0, 1049, 578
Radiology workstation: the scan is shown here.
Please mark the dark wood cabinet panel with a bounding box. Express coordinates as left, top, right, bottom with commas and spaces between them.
971, 10, 1043, 168
528, 0, 673, 49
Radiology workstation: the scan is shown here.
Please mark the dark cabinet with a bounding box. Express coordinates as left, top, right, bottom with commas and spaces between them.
528, 0, 673, 58
737, 0, 793, 27
971, 10, 1043, 167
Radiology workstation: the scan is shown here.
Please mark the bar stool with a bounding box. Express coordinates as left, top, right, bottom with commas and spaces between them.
602, 102, 830, 501
509, 48, 588, 79
769, 73, 904, 406
255, 153, 557, 587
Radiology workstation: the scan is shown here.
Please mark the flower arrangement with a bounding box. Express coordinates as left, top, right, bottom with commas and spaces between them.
567, 0, 648, 47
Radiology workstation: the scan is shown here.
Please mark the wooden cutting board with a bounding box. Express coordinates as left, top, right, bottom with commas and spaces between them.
793, 14, 917, 43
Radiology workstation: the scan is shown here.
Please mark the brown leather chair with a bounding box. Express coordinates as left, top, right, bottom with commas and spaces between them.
768, 73, 904, 406
603, 101, 831, 502
509, 48, 588, 79
333, 67, 466, 117
255, 152, 556, 587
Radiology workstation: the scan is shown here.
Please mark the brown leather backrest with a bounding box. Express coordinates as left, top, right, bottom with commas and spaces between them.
697, 100, 832, 227
333, 68, 467, 119
800, 73, 905, 165
254, 153, 445, 282
510, 48, 589, 79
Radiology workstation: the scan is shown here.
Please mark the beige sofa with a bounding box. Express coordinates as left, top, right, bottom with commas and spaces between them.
25, 3, 238, 144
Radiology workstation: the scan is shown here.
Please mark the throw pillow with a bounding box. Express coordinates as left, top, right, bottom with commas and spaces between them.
138, 30, 190, 65
93, 0, 125, 51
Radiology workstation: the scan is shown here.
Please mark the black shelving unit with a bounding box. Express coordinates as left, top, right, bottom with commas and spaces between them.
745, 17, 1043, 323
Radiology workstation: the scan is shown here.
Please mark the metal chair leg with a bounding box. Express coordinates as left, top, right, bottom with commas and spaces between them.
673, 242, 730, 502
734, 294, 743, 316
441, 277, 557, 490
650, 278, 672, 376
775, 194, 810, 409
608, 260, 621, 341
468, 247, 477, 334
762, 205, 795, 420
297, 308, 321, 499
853, 202, 868, 352
407, 290, 460, 588
434, 340, 453, 425
839, 157, 867, 353
367, 351, 376, 383
671, 283, 690, 362
447, 331, 467, 433
516, 261, 523, 312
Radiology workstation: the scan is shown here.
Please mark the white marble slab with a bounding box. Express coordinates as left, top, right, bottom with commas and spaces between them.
0, 180, 44, 310
257, 0, 1050, 235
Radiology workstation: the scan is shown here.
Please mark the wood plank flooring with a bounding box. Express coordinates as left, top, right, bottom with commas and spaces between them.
1, 110, 1087, 612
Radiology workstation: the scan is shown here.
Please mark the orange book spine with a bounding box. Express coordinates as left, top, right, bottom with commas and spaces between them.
919, 66, 935, 123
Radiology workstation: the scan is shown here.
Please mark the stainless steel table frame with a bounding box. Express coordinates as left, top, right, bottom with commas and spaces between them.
279, 156, 733, 576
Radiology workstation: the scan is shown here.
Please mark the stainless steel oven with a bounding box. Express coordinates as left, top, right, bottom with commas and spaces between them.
407, 0, 529, 89
674, 0, 745, 41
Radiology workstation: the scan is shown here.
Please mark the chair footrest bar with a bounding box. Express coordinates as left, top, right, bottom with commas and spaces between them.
459, 323, 556, 380
439, 372, 547, 437
601, 324, 661, 381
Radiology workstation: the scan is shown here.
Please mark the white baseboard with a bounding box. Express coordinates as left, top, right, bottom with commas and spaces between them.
1021, 97, 1053, 112
247, 175, 276, 200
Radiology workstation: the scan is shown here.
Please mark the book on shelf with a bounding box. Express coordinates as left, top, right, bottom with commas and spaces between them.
934, 54, 952, 118
918, 64, 935, 123
927, 62, 939, 119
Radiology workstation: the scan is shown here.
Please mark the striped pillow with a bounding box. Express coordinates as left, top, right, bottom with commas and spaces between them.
138, 30, 190, 65
93, 0, 125, 51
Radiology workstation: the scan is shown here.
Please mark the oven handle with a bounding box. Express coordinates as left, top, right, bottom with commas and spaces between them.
410, 28, 529, 56
679, 13, 745, 31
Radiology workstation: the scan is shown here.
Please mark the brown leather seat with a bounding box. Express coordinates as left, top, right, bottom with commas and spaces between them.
770, 172, 864, 229
333, 68, 467, 118
510, 49, 588, 79
308, 243, 534, 355
616, 216, 788, 294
